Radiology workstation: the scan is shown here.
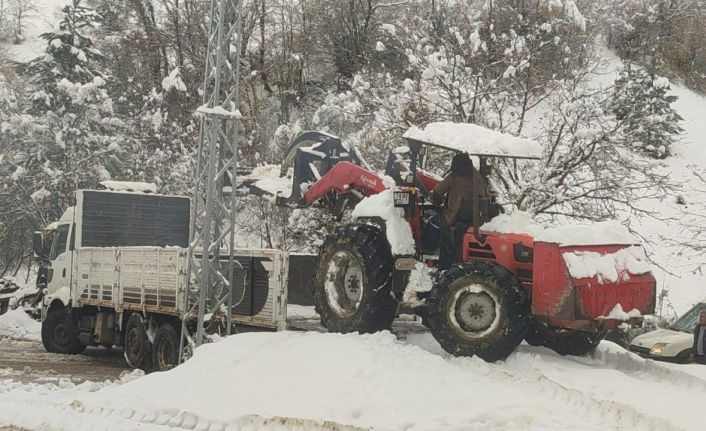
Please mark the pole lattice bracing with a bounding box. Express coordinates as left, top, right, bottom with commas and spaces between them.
180, 0, 243, 358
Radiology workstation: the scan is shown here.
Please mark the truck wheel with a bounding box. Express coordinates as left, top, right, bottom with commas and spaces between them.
124, 313, 152, 370
426, 261, 530, 362
524, 321, 605, 356
153, 323, 179, 372
314, 225, 397, 333
41, 308, 85, 355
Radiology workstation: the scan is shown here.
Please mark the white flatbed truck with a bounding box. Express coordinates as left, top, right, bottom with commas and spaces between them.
33, 188, 288, 371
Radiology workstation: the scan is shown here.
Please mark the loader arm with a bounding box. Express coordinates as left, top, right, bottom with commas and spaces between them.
301, 161, 386, 206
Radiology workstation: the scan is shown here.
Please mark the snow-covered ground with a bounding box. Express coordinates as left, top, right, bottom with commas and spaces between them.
1, 331, 705, 431
0, 308, 40, 342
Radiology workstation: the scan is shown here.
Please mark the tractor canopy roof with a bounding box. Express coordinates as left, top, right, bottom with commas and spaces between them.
403, 122, 542, 160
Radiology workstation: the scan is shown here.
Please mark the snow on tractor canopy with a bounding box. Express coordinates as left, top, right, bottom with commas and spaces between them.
239, 122, 656, 362
403, 122, 543, 159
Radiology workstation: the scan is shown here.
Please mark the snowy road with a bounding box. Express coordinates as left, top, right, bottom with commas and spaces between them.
0, 338, 128, 384
0, 329, 704, 431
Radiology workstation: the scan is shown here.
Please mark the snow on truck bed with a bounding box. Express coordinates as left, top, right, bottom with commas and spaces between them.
403, 122, 543, 159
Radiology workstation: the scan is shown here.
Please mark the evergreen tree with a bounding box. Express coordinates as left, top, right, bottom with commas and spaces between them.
612, 65, 683, 159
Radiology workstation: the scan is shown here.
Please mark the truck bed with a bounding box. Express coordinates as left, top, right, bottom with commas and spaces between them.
72, 247, 288, 330
74, 247, 187, 315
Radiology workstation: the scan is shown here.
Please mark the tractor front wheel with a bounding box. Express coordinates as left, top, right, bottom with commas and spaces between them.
314, 225, 397, 333
524, 320, 606, 356
426, 261, 530, 362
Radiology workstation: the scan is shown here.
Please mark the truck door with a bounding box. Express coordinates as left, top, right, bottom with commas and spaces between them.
47, 224, 72, 297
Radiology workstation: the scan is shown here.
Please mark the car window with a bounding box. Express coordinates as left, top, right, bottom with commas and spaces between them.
50, 224, 70, 260
671, 303, 706, 333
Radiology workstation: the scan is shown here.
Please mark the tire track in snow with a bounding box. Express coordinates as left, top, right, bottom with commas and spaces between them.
446, 355, 681, 431
0, 377, 371, 431
568, 344, 706, 393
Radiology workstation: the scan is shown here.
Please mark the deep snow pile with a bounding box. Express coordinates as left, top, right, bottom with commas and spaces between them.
0, 308, 41, 341
2, 331, 706, 430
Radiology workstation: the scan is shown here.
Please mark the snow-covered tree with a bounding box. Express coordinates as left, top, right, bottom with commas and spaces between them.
0, 0, 129, 270
611, 65, 683, 158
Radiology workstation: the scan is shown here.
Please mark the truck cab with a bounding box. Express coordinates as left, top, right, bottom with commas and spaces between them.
37, 207, 76, 315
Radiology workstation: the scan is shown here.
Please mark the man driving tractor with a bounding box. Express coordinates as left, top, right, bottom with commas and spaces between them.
431, 153, 490, 269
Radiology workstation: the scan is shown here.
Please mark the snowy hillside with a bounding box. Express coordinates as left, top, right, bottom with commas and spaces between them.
602, 49, 706, 315
2, 0, 69, 62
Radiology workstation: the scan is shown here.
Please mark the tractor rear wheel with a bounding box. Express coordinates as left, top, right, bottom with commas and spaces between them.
314, 224, 397, 333
524, 320, 606, 356
426, 261, 530, 362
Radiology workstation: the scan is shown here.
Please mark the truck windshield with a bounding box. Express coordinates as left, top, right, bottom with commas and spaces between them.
671, 303, 706, 333
50, 224, 70, 260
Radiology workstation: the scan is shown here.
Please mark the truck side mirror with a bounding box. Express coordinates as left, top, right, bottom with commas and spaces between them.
32, 231, 44, 258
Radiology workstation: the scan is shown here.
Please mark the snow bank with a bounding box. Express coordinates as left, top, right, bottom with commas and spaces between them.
481, 211, 640, 246
87, 331, 622, 430
563, 246, 651, 282
403, 122, 542, 159
100, 181, 157, 193
351, 189, 415, 255
0, 309, 41, 342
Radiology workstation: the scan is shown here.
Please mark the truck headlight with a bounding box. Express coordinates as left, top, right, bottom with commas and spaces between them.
650, 343, 668, 355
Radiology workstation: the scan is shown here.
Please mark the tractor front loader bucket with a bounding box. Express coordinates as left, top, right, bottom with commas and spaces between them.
532, 243, 656, 331
276, 131, 368, 207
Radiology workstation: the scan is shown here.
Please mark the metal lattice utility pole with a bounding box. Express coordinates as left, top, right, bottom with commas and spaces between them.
180, 0, 243, 358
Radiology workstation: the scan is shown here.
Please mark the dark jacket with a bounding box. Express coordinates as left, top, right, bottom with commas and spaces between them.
431, 172, 489, 227
694, 324, 706, 356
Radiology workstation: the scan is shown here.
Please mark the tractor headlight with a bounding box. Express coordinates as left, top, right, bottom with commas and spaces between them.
650, 343, 668, 355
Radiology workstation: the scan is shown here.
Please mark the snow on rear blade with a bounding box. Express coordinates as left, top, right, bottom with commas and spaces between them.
403, 122, 542, 159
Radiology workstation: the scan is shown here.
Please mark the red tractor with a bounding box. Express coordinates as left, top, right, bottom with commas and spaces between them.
260, 123, 656, 361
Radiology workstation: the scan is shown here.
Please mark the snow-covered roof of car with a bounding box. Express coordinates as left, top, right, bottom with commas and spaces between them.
403, 122, 543, 159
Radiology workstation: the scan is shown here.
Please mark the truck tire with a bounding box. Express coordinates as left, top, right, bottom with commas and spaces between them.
313, 224, 397, 333
426, 261, 530, 362
41, 308, 85, 355
524, 321, 605, 356
124, 313, 152, 370
153, 323, 179, 372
